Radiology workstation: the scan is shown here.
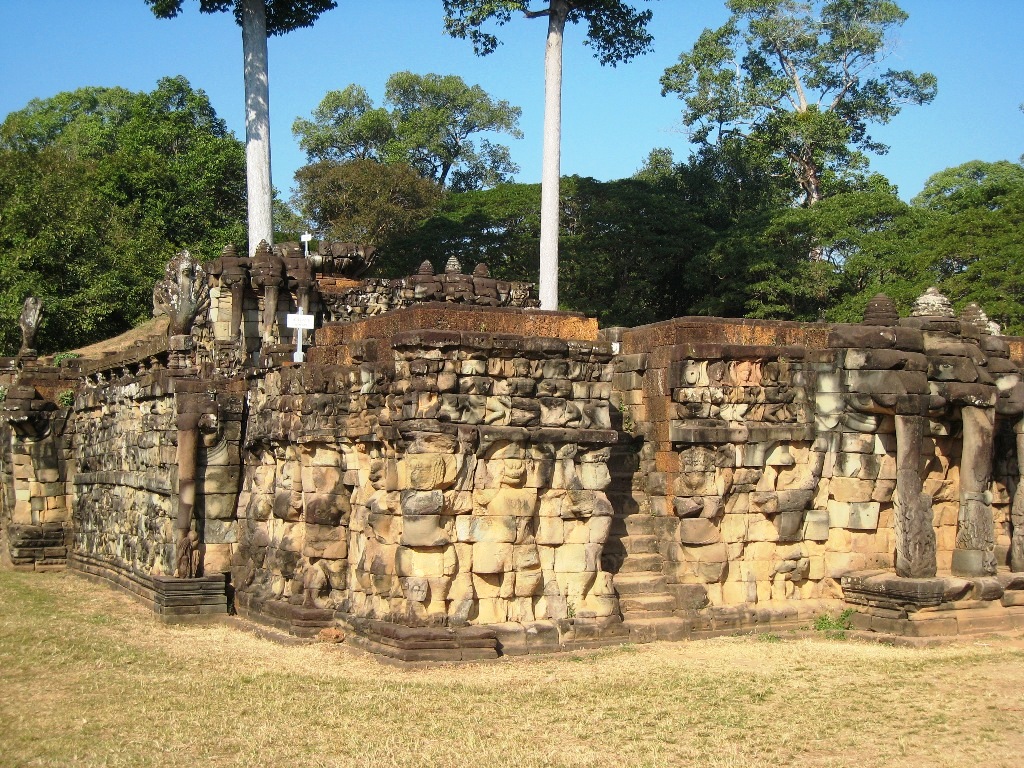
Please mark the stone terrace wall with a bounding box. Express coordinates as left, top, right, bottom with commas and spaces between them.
6, 278, 1024, 653
603, 304, 1024, 640
0, 361, 75, 572
232, 304, 623, 653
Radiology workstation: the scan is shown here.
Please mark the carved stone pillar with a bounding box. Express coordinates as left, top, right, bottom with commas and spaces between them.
1011, 419, 1024, 572
953, 406, 997, 576
250, 240, 283, 347
174, 410, 201, 578
893, 414, 936, 577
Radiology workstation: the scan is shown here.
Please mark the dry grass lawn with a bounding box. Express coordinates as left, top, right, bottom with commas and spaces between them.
2, 570, 1024, 767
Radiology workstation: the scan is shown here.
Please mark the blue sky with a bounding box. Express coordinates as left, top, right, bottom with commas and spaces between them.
1, 1, 1022, 202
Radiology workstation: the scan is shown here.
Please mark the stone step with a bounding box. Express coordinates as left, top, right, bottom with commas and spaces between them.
623, 616, 693, 643
623, 515, 664, 536
619, 592, 676, 615
622, 534, 660, 554
617, 553, 665, 574
668, 583, 710, 611
613, 571, 668, 595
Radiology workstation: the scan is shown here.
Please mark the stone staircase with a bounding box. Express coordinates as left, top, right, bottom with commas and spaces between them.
609, 514, 678, 622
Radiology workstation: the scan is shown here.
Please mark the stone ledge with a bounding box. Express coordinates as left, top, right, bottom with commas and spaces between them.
74, 470, 172, 496
68, 552, 227, 620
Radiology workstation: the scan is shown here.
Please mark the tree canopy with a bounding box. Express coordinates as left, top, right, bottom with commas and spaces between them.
146, 1, 338, 255
293, 72, 523, 191
145, 0, 336, 35
293, 159, 444, 249
442, 0, 654, 64
0, 77, 246, 355
661, 0, 937, 206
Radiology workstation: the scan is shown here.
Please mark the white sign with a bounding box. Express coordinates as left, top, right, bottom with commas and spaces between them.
285, 307, 315, 363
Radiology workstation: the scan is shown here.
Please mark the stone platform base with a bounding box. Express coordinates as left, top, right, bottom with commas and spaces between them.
68, 552, 228, 621
234, 592, 335, 638
622, 600, 842, 644
843, 569, 1024, 637
341, 616, 500, 663
6, 523, 68, 570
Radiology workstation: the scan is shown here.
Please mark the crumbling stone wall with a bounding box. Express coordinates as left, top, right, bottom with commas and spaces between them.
233, 315, 619, 632
60, 365, 245, 586
6, 270, 1024, 651
0, 358, 74, 572
71, 377, 178, 575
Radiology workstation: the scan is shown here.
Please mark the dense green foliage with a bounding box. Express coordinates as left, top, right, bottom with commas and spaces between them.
0, 77, 245, 355
293, 159, 445, 247
145, 0, 336, 35
661, 0, 937, 206
377, 154, 1024, 333
294, 72, 523, 191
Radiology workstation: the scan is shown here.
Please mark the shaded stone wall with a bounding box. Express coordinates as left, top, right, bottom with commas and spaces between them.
70, 378, 177, 576
0, 363, 74, 571
65, 371, 246, 582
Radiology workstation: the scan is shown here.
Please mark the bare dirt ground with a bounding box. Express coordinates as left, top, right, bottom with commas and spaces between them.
2, 569, 1023, 768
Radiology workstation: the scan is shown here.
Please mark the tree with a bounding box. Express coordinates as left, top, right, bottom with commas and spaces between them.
147, 0, 337, 255
294, 72, 523, 192
0, 78, 246, 354
442, 0, 655, 310
381, 182, 542, 278
293, 159, 444, 252
911, 161, 1024, 332
660, 0, 937, 207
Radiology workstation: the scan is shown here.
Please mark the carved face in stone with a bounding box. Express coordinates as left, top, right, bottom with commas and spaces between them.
681, 360, 702, 386
680, 446, 716, 493
501, 458, 526, 487
198, 411, 221, 447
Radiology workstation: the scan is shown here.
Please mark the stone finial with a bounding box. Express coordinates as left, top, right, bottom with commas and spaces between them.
250, 239, 283, 288
910, 287, 954, 318
18, 296, 42, 355
254, 239, 273, 260
473, 263, 491, 278
444, 255, 462, 274
221, 243, 236, 258
862, 293, 898, 326
152, 250, 210, 337
417, 260, 435, 276
960, 302, 992, 335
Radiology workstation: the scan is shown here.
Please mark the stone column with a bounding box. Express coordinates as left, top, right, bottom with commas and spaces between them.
953, 406, 997, 576
173, 410, 201, 578
1011, 419, 1024, 572
894, 414, 936, 577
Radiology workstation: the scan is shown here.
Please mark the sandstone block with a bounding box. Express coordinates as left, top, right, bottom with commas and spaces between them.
401, 515, 450, 547
829, 477, 875, 503
677, 518, 721, 545
554, 543, 588, 573
473, 542, 512, 573
203, 492, 239, 521
536, 516, 564, 546
827, 500, 880, 530
456, 514, 517, 544
472, 572, 502, 598
396, 546, 445, 578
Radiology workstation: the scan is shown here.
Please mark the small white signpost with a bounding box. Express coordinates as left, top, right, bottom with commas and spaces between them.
301, 231, 313, 259
285, 306, 315, 363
